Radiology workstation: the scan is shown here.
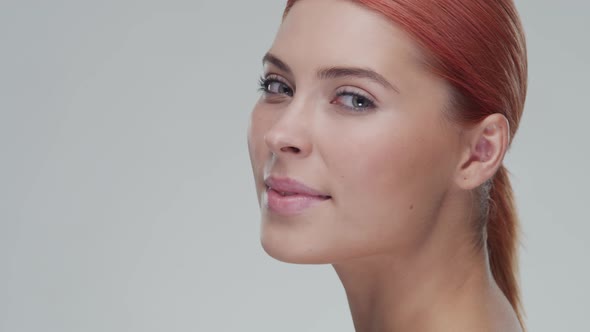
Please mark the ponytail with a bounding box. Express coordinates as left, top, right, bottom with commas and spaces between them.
284, 0, 528, 328
487, 165, 524, 329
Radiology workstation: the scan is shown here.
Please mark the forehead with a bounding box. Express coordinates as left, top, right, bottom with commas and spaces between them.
270, 0, 427, 79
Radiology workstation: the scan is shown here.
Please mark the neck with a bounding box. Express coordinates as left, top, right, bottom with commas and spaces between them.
332, 193, 519, 332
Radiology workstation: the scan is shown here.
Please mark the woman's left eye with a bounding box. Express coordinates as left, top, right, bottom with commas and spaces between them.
331, 90, 376, 112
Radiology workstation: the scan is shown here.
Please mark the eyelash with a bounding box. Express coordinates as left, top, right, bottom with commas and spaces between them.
333, 88, 376, 113
257, 75, 293, 96
257, 75, 376, 113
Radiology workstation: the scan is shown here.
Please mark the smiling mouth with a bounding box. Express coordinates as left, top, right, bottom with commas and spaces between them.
266, 185, 332, 199
263, 176, 331, 197
265, 186, 331, 216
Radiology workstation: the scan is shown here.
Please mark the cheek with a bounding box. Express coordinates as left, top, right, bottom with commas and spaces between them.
331, 120, 447, 200
322, 115, 455, 251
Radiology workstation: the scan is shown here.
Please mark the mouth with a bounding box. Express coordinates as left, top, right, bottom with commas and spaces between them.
262, 176, 331, 216
263, 176, 331, 198
265, 185, 332, 199
264, 185, 331, 216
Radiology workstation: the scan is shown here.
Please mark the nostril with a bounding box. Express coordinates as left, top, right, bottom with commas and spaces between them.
281, 146, 300, 153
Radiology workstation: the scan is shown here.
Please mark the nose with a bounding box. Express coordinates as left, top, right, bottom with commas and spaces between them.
263, 100, 313, 158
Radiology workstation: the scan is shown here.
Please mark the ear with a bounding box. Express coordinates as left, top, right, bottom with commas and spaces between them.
454, 113, 510, 190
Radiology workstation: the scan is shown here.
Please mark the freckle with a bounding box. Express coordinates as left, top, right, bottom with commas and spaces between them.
409, 204, 414, 210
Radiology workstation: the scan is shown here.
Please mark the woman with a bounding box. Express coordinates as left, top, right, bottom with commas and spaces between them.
247, 0, 527, 331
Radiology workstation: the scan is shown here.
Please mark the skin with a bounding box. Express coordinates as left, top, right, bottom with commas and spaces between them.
247, 0, 522, 331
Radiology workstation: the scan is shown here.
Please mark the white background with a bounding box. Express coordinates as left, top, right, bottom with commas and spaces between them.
1, 0, 588, 331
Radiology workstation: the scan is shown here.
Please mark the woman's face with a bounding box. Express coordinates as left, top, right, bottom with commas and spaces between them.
247, 0, 464, 264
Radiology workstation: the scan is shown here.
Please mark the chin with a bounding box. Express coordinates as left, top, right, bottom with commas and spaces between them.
259, 227, 337, 265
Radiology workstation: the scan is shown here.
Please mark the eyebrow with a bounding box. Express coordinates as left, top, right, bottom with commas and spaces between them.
262, 52, 400, 93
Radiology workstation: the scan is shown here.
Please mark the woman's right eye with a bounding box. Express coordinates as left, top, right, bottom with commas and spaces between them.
258, 76, 294, 97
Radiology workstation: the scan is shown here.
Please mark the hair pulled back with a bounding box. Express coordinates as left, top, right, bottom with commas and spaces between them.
284, 0, 528, 328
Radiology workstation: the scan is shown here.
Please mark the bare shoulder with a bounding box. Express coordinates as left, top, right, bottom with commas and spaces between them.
487, 307, 523, 332
438, 286, 524, 332
473, 292, 524, 332
486, 288, 524, 332
439, 312, 522, 332
435, 303, 523, 332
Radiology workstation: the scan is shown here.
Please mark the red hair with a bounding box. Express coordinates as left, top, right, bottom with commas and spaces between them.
284, 0, 528, 329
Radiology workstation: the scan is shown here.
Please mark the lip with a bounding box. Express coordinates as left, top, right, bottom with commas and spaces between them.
263, 176, 331, 216
264, 176, 331, 198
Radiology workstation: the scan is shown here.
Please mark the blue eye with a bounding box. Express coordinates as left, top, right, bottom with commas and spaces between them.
258, 75, 293, 97
332, 89, 376, 113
